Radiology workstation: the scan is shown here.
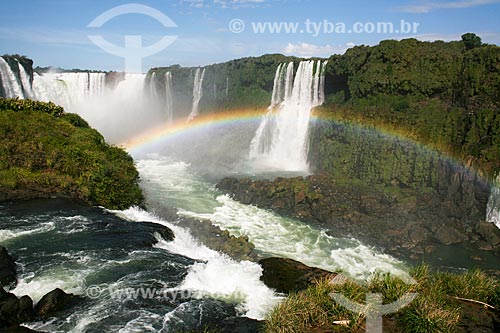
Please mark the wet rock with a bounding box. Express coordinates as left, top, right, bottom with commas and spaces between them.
139, 222, 175, 243
177, 217, 256, 261
90, 219, 174, 248
161, 299, 236, 333
259, 258, 335, 294
35, 288, 79, 319
475, 221, 500, 247
407, 225, 431, 246
217, 316, 265, 333
148, 201, 256, 261
0, 290, 34, 329
0, 246, 17, 288
0, 326, 44, 333
434, 225, 468, 245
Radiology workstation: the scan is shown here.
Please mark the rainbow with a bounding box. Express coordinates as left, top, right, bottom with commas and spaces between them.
122, 108, 268, 150
121, 107, 489, 180
123, 107, 444, 154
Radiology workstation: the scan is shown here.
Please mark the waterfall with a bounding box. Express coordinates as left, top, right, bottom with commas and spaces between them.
33, 72, 106, 109
149, 72, 158, 100
225, 77, 229, 97
249, 60, 327, 172
0, 57, 24, 98
487, 175, 500, 229
165, 71, 173, 123
187, 67, 205, 121
17, 61, 34, 99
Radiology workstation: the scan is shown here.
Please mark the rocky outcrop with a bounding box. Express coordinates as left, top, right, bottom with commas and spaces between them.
259, 258, 335, 294
0, 246, 17, 288
0, 289, 34, 329
217, 175, 500, 263
139, 222, 175, 244
0, 246, 81, 332
35, 288, 79, 319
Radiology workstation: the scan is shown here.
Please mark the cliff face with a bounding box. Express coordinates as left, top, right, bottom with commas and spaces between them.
308, 120, 490, 221
146, 54, 306, 118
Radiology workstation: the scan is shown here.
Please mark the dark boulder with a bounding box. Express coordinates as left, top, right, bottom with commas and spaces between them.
35, 288, 79, 319
0, 246, 17, 288
0, 291, 34, 329
259, 258, 335, 294
138, 222, 175, 243
0, 326, 44, 333
217, 316, 265, 333
89, 219, 174, 248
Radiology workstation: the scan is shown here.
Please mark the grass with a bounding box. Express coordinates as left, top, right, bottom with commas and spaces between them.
265, 265, 500, 333
0, 98, 143, 209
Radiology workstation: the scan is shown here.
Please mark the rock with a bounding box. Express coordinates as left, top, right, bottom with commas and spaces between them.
0, 293, 34, 328
0, 246, 17, 288
177, 217, 255, 261
475, 221, 500, 247
35, 288, 78, 319
217, 316, 265, 333
0, 325, 44, 333
456, 299, 500, 333
159, 299, 236, 333
139, 222, 175, 243
434, 225, 467, 245
407, 225, 431, 246
259, 258, 335, 294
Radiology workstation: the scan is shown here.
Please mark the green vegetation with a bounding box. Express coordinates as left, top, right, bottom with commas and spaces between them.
0, 98, 143, 209
322, 36, 500, 179
149, 54, 306, 113
462, 33, 483, 50
265, 265, 500, 333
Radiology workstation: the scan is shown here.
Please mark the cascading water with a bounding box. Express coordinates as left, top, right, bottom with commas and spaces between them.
0, 57, 25, 98
249, 60, 327, 172
487, 175, 500, 229
187, 67, 205, 121
149, 72, 159, 100
32, 72, 166, 144
17, 60, 34, 99
165, 71, 173, 123
33, 72, 106, 109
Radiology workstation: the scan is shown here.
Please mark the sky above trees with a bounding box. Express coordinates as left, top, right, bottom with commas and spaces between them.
0, 0, 499, 71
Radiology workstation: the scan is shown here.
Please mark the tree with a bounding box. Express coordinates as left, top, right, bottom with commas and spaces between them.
462, 33, 482, 50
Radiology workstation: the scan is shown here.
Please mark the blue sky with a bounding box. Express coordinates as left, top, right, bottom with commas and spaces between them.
1, 0, 499, 71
